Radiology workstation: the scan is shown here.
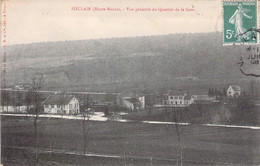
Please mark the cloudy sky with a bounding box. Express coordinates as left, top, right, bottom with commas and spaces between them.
4, 0, 221, 45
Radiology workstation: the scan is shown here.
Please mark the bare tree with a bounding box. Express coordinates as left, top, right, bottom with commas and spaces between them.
81, 94, 93, 155
58, 92, 66, 117
168, 106, 188, 166
16, 90, 22, 112
114, 91, 118, 112
11, 92, 17, 112
28, 74, 44, 161
197, 103, 203, 119
25, 90, 32, 113
146, 95, 154, 115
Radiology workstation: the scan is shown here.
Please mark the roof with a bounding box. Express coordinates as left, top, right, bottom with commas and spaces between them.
43, 95, 77, 105
184, 94, 192, 100
230, 85, 242, 91
168, 90, 187, 96
192, 95, 215, 101
123, 97, 139, 103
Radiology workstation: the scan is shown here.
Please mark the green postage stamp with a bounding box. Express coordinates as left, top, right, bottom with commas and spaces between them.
223, 0, 259, 45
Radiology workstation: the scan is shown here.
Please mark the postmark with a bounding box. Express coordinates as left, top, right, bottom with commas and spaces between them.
223, 0, 259, 45
237, 46, 260, 77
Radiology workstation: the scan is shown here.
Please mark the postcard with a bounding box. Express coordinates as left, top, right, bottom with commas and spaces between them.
1, 0, 260, 165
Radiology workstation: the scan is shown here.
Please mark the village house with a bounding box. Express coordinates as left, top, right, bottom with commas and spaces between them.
184, 94, 194, 105
43, 95, 80, 114
121, 98, 139, 111
227, 85, 242, 98
117, 90, 145, 110
163, 91, 194, 107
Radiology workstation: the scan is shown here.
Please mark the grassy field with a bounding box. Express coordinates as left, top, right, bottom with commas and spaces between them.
123, 104, 260, 126
1, 116, 260, 165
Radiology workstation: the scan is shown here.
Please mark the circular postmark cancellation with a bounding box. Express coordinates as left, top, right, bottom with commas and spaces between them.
222, 0, 259, 45
237, 45, 260, 77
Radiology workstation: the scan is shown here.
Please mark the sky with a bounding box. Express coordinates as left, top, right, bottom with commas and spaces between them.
3, 0, 221, 45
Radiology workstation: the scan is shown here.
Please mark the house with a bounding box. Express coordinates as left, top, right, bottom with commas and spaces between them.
184, 94, 194, 105
192, 95, 216, 104
163, 91, 194, 107
227, 85, 242, 98
139, 96, 145, 109
43, 95, 80, 114
117, 90, 145, 110
122, 97, 139, 110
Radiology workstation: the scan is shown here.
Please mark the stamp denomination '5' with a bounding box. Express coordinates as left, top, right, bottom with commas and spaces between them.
223, 0, 259, 45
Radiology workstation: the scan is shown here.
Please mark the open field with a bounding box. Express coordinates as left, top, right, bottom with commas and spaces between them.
1, 116, 260, 165
124, 105, 260, 126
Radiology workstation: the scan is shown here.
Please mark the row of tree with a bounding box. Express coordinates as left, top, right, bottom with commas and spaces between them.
1, 93, 47, 114
208, 88, 227, 97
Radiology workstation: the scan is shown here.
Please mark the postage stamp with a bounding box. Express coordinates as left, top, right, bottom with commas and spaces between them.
223, 0, 259, 45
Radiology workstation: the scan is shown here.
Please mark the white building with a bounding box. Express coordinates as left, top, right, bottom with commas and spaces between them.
43, 95, 80, 114
117, 90, 145, 110
227, 85, 242, 98
122, 97, 139, 110
164, 91, 193, 107
139, 96, 145, 109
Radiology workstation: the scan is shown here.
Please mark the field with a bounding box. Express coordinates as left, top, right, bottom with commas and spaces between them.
1, 116, 260, 165
124, 104, 260, 126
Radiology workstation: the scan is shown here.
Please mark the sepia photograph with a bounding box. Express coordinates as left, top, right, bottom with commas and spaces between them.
1, 0, 260, 165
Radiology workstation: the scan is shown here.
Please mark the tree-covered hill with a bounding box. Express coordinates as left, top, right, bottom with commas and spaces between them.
5, 32, 249, 92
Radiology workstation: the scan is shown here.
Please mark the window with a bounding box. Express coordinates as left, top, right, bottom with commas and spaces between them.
174, 97, 178, 99
175, 101, 178, 105
69, 104, 72, 109
170, 96, 173, 99
179, 96, 182, 99
180, 101, 182, 105
51, 105, 54, 108
57, 105, 60, 108
45, 105, 48, 108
